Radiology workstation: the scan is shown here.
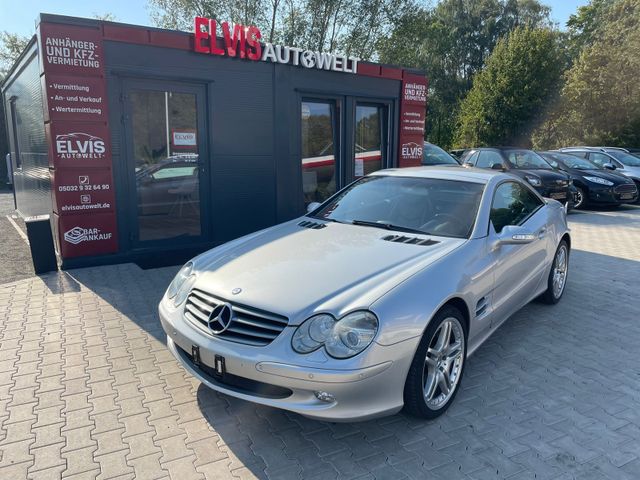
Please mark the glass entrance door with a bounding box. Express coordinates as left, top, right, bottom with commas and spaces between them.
123, 80, 208, 246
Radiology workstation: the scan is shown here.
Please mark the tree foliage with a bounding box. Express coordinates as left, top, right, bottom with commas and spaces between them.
532, 0, 640, 148
147, 0, 410, 57
377, 0, 552, 148
0, 31, 30, 78
454, 27, 565, 148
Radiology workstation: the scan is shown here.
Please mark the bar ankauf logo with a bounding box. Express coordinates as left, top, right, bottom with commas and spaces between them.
55, 132, 106, 160
63, 226, 113, 245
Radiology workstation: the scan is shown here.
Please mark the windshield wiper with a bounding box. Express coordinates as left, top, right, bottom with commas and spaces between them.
351, 219, 428, 235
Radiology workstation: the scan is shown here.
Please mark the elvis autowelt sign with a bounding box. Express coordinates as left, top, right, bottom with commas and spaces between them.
39, 21, 118, 258
398, 73, 428, 167
194, 17, 359, 73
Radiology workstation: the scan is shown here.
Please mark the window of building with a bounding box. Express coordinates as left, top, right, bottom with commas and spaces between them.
301, 100, 339, 206
354, 104, 386, 178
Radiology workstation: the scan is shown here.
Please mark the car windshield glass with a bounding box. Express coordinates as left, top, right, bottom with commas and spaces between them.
507, 150, 553, 169
422, 144, 458, 165
547, 152, 599, 170
311, 176, 485, 238
607, 150, 640, 166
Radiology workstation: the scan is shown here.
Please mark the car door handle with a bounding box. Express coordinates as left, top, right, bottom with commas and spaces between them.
538, 228, 547, 239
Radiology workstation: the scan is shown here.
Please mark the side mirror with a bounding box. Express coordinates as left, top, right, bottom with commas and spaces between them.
464, 162, 474, 168
491, 163, 504, 171
494, 225, 536, 248
306, 202, 321, 213
603, 163, 616, 170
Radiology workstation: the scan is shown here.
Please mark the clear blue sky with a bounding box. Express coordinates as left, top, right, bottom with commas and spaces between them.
0, 0, 590, 38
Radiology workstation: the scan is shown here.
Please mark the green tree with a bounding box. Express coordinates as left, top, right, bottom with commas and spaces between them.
378, 0, 552, 148
454, 27, 565, 148
532, 0, 640, 148
566, 0, 614, 57
147, 0, 409, 57
0, 31, 30, 78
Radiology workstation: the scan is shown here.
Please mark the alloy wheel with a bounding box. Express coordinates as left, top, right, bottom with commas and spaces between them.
553, 245, 568, 299
574, 188, 584, 209
422, 317, 465, 409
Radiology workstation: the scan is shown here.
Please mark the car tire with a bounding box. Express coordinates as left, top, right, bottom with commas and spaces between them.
573, 187, 586, 209
403, 305, 467, 419
540, 240, 569, 305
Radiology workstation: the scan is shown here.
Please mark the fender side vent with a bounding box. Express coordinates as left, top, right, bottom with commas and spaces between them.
475, 297, 488, 318
298, 220, 326, 230
381, 235, 439, 246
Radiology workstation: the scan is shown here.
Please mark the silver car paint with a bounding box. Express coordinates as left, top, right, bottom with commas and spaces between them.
159, 166, 570, 421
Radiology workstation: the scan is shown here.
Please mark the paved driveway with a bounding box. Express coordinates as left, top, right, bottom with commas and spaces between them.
1, 206, 639, 479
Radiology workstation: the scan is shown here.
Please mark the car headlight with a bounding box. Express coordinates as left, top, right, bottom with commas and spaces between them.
584, 176, 614, 186
292, 311, 378, 359
525, 175, 542, 187
167, 262, 194, 299
167, 262, 197, 307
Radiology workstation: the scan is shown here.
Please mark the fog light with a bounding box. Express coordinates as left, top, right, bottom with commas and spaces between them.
314, 391, 335, 403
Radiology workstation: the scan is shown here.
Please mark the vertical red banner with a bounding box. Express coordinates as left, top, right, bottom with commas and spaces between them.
398, 72, 428, 168
38, 22, 118, 258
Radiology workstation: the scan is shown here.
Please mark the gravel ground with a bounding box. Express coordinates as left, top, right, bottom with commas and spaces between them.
0, 191, 35, 285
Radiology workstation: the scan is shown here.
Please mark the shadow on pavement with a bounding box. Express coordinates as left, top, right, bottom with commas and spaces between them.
189, 249, 640, 479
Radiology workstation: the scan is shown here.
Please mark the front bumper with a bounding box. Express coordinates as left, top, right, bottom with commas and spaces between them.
586, 185, 638, 204
160, 301, 420, 422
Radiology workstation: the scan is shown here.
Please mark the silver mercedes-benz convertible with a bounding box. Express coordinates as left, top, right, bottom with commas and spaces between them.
159, 166, 570, 421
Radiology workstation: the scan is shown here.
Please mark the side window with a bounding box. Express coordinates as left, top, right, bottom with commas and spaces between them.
568, 151, 588, 159
490, 182, 543, 233
588, 152, 610, 167
476, 151, 503, 169
464, 150, 479, 166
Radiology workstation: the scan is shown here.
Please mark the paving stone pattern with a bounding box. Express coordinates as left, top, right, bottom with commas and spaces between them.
1, 206, 639, 479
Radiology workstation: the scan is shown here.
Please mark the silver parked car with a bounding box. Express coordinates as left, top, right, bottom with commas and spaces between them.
159, 167, 570, 421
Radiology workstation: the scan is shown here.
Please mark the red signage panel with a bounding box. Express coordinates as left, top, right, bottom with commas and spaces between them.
43, 74, 107, 122
46, 122, 111, 169
38, 23, 104, 76
51, 168, 115, 215
398, 73, 428, 168
54, 212, 119, 258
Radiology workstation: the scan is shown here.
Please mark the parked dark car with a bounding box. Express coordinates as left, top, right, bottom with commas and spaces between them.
539, 151, 638, 208
560, 147, 640, 203
422, 142, 460, 166
461, 147, 573, 208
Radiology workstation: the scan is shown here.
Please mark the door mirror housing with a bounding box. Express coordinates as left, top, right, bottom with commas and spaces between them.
494, 225, 536, 248
603, 163, 616, 170
306, 202, 321, 213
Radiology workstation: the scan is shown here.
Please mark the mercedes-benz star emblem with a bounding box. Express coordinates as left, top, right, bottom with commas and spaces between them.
232, 288, 242, 295
208, 303, 234, 334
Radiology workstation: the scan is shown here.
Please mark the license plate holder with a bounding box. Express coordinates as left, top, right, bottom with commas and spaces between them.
550, 192, 566, 200
191, 345, 226, 377
620, 193, 634, 199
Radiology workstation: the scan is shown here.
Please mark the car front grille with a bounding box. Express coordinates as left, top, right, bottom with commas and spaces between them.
184, 289, 289, 346
614, 184, 637, 194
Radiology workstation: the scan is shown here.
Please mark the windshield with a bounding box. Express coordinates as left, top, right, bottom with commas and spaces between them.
607, 150, 640, 166
311, 176, 485, 238
543, 152, 599, 170
506, 150, 553, 170
422, 143, 459, 165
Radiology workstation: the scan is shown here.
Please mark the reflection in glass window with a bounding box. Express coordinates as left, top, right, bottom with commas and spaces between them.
301, 101, 337, 205
490, 182, 543, 233
131, 90, 200, 241
355, 105, 384, 178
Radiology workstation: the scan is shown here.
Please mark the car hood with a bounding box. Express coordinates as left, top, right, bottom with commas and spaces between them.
192, 219, 465, 322
619, 165, 640, 179
569, 168, 632, 183
515, 168, 569, 183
